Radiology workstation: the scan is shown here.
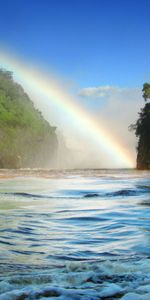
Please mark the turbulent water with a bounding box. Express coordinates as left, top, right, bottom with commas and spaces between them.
0, 169, 150, 300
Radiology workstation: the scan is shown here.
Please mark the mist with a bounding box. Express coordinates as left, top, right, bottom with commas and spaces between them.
79, 86, 143, 167
20, 78, 142, 169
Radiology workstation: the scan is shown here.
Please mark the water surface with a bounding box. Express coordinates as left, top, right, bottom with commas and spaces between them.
0, 169, 150, 299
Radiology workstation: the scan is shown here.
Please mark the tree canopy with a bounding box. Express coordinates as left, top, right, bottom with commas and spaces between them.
142, 83, 150, 102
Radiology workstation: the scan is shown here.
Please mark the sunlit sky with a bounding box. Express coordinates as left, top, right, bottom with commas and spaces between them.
0, 0, 150, 88
0, 0, 150, 167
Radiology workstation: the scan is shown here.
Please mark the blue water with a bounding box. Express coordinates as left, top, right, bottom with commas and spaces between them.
0, 169, 150, 299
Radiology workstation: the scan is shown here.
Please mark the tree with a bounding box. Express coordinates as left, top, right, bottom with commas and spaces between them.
142, 83, 150, 101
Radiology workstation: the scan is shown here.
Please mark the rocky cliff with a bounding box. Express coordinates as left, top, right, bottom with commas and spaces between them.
131, 83, 150, 170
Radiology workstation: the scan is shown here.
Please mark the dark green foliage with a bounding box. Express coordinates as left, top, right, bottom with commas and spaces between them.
142, 83, 150, 102
0, 69, 58, 168
131, 83, 150, 169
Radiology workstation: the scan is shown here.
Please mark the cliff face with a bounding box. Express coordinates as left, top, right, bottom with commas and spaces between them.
136, 101, 150, 170
0, 69, 58, 168
137, 135, 150, 170
132, 84, 150, 170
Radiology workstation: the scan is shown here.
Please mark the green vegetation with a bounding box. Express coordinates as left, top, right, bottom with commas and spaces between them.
0, 69, 58, 168
130, 83, 150, 169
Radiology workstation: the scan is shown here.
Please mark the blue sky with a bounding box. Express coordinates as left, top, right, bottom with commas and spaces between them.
0, 0, 149, 166
0, 0, 150, 88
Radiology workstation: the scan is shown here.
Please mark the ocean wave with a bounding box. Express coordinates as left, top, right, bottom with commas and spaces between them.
106, 189, 139, 196
0, 258, 150, 299
83, 193, 100, 198
2, 186, 150, 200
4, 192, 48, 199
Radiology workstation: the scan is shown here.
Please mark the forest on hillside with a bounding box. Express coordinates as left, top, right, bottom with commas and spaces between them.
0, 69, 58, 168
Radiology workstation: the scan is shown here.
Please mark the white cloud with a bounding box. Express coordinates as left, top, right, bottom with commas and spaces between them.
78, 85, 142, 103
79, 85, 121, 98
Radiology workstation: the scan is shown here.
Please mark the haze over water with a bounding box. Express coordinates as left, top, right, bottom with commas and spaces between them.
0, 169, 150, 299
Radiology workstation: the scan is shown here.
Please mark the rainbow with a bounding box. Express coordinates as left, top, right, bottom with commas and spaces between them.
0, 51, 134, 168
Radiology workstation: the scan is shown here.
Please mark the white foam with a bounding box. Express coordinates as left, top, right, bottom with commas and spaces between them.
121, 293, 150, 300
137, 284, 150, 293
0, 258, 150, 299
99, 283, 124, 297
0, 282, 13, 294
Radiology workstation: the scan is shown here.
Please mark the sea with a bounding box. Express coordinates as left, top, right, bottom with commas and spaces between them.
0, 169, 150, 300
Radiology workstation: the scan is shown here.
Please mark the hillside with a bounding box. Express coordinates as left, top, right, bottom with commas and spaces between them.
0, 69, 58, 168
